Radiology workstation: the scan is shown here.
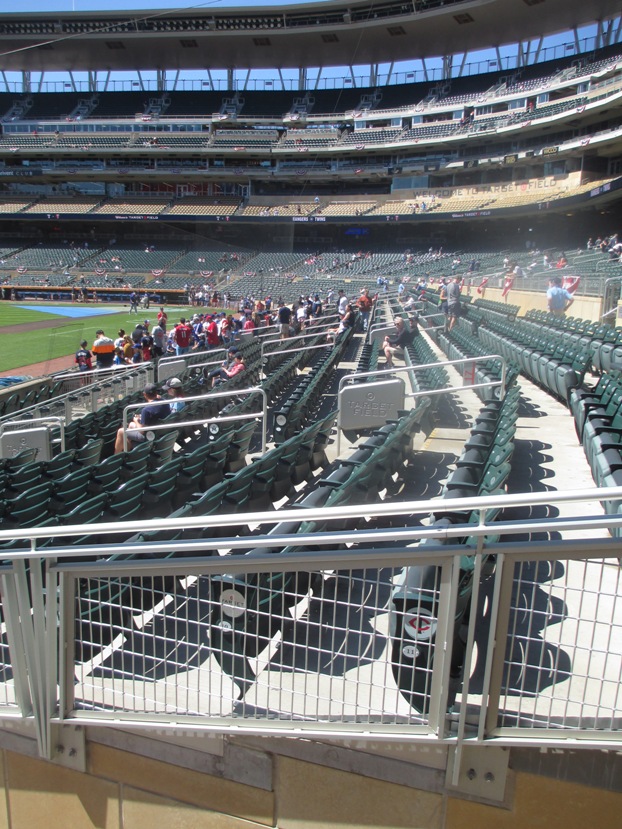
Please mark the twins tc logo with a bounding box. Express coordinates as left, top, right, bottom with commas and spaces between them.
403, 612, 437, 641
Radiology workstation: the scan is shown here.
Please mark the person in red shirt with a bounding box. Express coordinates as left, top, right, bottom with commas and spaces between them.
357, 288, 373, 332
157, 307, 168, 332
205, 315, 220, 348
172, 317, 193, 355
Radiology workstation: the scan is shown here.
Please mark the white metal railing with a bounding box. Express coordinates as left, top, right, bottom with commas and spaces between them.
0, 364, 154, 426
119, 386, 268, 453
336, 355, 507, 452
0, 488, 621, 758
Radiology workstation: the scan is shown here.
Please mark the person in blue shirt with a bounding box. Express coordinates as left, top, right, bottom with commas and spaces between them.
113, 384, 170, 453
547, 276, 574, 317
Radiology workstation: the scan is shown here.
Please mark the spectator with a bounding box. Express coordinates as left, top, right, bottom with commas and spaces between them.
151, 321, 166, 359
278, 302, 292, 339
446, 275, 462, 331
383, 317, 414, 369
337, 303, 356, 337
210, 352, 246, 388
92, 329, 115, 369
207, 346, 239, 385
547, 276, 574, 317
357, 287, 373, 332
122, 334, 134, 362
141, 329, 154, 362
295, 302, 308, 329
75, 339, 93, 372
113, 384, 170, 453
162, 377, 185, 413
172, 317, 193, 355
439, 278, 449, 318
112, 347, 126, 367
205, 315, 220, 349
220, 314, 235, 346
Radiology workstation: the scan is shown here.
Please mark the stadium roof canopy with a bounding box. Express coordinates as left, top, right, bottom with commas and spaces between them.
0, 0, 620, 73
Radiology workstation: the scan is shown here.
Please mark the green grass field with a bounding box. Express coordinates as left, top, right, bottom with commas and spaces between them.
0, 302, 217, 372
0, 304, 127, 370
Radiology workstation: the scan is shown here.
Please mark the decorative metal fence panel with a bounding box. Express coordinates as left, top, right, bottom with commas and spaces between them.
0, 490, 619, 753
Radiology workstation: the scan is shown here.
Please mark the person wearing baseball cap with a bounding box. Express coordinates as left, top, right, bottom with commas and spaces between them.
162, 377, 185, 413
114, 383, 170, 453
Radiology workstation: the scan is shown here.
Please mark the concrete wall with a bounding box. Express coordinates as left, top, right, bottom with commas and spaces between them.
0, 727, 620, 828
466, 285, 603, 322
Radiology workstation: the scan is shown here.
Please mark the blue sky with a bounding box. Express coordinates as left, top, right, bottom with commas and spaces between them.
7, 0, 608, 88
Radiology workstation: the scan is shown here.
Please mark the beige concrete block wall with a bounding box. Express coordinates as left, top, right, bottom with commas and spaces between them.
0, 743, 621, 828
467, 286, 602, 322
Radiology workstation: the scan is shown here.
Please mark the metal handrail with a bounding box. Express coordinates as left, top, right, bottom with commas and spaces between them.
120, 385, 268, 453
336, 354, 507, 452
0, 486, 620, 758
0, 364, 154, 426
260, 323, 337, 363
0, 484, 613, 550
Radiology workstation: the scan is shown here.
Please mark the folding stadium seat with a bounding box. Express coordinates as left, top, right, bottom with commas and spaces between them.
89, 454, 127, 494
225, 420, 258, 473
291, 410, 337, 485
185, 480, 233, 538
571, 375, 622, 439
49, 467, 94, 514
455, 439, 514, 475
2, 462, 44, 497
580, 388, 622, 441
120, 441, 154, 478
105, 472, 151, 523
173, 442, 228, 506
552, 350, 592, 402
592, 329, 620, 374
142, 457, 183, 517
1, 481, 54, 525
148, 429, 179, 469
584, 406, 622, 465
0, 447, 38, 470
73, 438, 104, 469
40, 449, 78, 482
223, 457, 280, 514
